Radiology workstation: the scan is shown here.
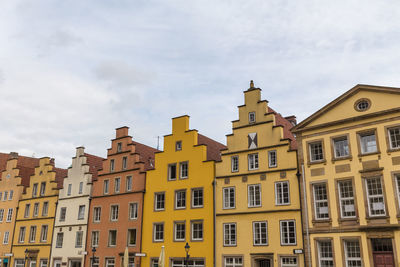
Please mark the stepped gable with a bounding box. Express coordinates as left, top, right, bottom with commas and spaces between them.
54, 167, 68, 189
84, 153, 104, 181
198, 134, 227, 161
268, 107, 298, 150
0, 152, 39, 173
132, 141, 159, 171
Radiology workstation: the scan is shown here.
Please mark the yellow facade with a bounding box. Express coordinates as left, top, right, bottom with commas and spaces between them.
141, 116, 225, 267
293, 84, 400, 266
215, 83, 304, 267
11, 157, 65, 267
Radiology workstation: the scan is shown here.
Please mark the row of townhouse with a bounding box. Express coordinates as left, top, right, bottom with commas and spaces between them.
0, 82, 399, 267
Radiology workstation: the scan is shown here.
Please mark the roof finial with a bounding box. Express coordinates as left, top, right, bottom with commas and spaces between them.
250, 80, 254, 88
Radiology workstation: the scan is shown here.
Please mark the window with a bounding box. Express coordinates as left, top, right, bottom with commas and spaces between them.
18, 227, 26, 243
280, 220, 296, 245
366, 177, 386, 216
268, 150, 277, 167
253, 221, 268, 245
191, 221, 203, 241
309, 141, 324, 162
317, 240, 334, 266
15, 260, 25, 267
3, 191, 7, 201
110, 205, 119, 221
150, 259, 159, 267
153, 223, 164, 242
192, 188, 203, 208
24, 204, 31, 218
155, 193, 165, 211
333, 137, 349, 158
104, 180, 110, 194
223, 187, 235, 209
117, 142, 122, 152
78, 205, 85, 220
248, 184, 261, 207
56, 232, 63, 248
355, 99, 370, 111
78, 182, 83, 194
249, 112, 256, 123
0, 209, 4, 222
248, 153, 259, 170
171, 260, 204, 266
114, 178, 120, 193
174, 222, 185, 241
32, 183, 38, 197
9, 190, 13, 200
6, 208, 13, 222
106, 258, 115, 267
127, 257, 134, 267
108, 230, 117, 246
168, 163, 177, 180
281, 257, 298, 267
0, 192, 2, 200
231, 156, 239, 172
126, 176, 133, 191
42, 202, 49, 216
33, 203, 39, 217
40, 260, 48, 267
29, 226, 36, 243
91, 231, 99, 247
389, 127, 400, 149
223, 223, 236, 246
40, 182, 46, 196
93, 207, 101, 222
75, 231, 83, 248
275, 181, 290, 205
59, 207, 67, 221
396, 174, 400, 208
40, 225, 48, 242
338, 180, 356, 218
176, 141, 182, 151
127, 229, 136, 246
248, 133, 257, 149
224, 257, 243, 267
91, 258, 99, 267
122, 157, 127, 170
179, 162, 188, 179
67, 184, 72, 196
110, 159, 115, 172
344, 240, 362, 267
359, 132, 377, 154
129, 203, 138, 220
3, 231, 9, 244
175, 190, 186, 209
313, 184, 329, 219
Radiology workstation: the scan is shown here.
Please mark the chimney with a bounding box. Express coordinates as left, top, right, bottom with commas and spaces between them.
8, 152, 18, 160
284, 115, 297, 126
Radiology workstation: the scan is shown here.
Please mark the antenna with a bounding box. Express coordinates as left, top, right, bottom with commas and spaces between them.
157, 136, 160, 150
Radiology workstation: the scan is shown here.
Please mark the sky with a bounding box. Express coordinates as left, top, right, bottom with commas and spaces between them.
2, 0, 400, 168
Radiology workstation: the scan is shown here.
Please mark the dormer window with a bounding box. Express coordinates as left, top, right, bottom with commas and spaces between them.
176, 141, 182, 151
249, 112, 256, 124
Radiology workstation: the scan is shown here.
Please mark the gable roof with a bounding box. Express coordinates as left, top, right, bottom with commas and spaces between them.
292, 84, 400, 133
198, 134, 227, 161
0, 153, 40, 189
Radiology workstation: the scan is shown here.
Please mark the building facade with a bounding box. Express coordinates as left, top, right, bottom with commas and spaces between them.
85, 127, 157, 267
293, 84, 400, 267
141, 115, 225, 267
50, 148, 103, 267
0, 153, 38, 267
10, 157, 66, 267
215, 82, 304, 267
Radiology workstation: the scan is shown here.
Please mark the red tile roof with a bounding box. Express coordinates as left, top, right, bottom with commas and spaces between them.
268, 107, 297, 150
84, 153, 105, 181
132, 141, 159, 171
198, 134, 227, 161
0, 153, 40, 189
54, 167, 68, 189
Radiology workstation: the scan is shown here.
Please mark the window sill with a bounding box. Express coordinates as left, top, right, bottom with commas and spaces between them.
387, 147, 400, 153
331, 156, 352, 162
307, 160, 326, 166
358, 151, 381, 157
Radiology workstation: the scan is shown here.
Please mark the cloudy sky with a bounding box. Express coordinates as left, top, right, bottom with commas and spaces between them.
1, 0, 400, 167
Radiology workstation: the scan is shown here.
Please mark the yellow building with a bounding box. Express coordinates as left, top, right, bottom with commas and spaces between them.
292, 84, 400, 267
10, 157, 66, 267
0, 153, 38, 267
141, 115, 225, 267
215, 82, 304, 267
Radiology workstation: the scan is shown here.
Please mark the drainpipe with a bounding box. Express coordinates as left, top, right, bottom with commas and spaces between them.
302, 164, 312, 267
212, 176, 216, 267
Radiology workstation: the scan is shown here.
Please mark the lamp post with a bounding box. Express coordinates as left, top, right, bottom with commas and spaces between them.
184, 243, 190, 267
24, 249, 28, 267
91, 247, 97, 267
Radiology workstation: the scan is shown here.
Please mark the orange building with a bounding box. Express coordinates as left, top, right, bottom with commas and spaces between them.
85, 127, 157, 267
0, 153, 39, 267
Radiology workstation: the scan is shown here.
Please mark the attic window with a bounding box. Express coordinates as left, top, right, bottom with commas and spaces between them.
249, 112, 256, 123
6, 174, 10, 179
355, 99, 370, 112
176, 141, 182, 151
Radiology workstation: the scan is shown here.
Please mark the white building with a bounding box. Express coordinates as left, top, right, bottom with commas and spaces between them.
50, 147, 103, 267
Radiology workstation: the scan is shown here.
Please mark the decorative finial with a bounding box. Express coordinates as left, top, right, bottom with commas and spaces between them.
250, 80, 254, 88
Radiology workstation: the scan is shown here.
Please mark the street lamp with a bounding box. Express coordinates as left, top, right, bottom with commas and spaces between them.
91, 247, 97, 267
24, 249, 28, 267
184, 243, 190, 267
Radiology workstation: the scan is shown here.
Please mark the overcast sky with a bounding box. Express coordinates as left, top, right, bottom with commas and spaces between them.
2, 0, 400, 168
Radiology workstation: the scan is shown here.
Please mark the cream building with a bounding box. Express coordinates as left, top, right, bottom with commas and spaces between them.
50, 148, 103, 267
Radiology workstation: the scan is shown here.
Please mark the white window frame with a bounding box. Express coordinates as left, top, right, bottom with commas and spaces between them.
231, 156, 239, 172
106, 258, 115, 267
129, 203, 138, 220
224, 257, 243, 267
56, 232, 63, 248
93, 207, 101, 222
317, 240, 334, 266
155, 192, 165, 211
389, 127, 400, 149
395, 174, 400, 208
179, 161, 188, 179
42, 201, 49, 216
9, 190, 13, 200
40, 260, 47, 267
313, 183, 329, 220
0, 209, 3, 222
40, 182, 46, 196
6, 208, 13, 222
309, 141, 324, 162
29, 225, 36, 243
3, 231, 9, 244
114, 178, 120, 193
191, 221, 203, 241
174, 222, 185, 241
59, 207, 67, 222
280, 220, 296, 245
110, 159, 115, 172
344, 240, 362, 267
275, 181, 290, 205
78, 205, 85, 220
75, 231, 83, 248
104, 180, 110, 194
249, 112, 256, 123
110, 205, 119, 221
168, 163, 177, 181
365, 177, 386, 217
127, 228, 136, 246
67, 184, 72, 196
333, 137, 349, 158
91, 231, 99, 247
248, 184, 261, 207
359, 132, 377, 154
248, 153, 259, 170
18, 226, 26, 243
280, 257, 298, 267
223, 223, 236, 246
223, 187, 235, 209
78, 182, 83, 194
32, 183, 38, 197
153, 223, 164, 242
268, 150, 277, 167
191, 188, 203, 208
3, 191, 7, 201
108, 230, 117, 247
122, 157, 127, 170
33, 202, 39, 217
253, 221, 268, 246
40, 225, 48, 242
338, 180, 356, 219
176, 141, 182, 151
24, 204, 30, 218
175, 190, 186, 209
126, 176, 133, 192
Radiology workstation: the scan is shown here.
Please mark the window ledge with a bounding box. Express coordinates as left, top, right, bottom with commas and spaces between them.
358, 151, 381, 158
331, 156, 352, 162
307, 160, 326, 166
